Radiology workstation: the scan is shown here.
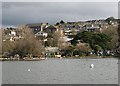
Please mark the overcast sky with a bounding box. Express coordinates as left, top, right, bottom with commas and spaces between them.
2, 2, 118, 27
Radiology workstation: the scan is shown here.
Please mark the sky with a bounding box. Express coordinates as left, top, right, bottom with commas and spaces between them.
2, 2, 118, 27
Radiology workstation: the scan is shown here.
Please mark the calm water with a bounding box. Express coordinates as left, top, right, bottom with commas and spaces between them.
2, 58, 118, 84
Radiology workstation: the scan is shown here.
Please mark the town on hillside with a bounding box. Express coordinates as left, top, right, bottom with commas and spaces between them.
1, 17, 119, 60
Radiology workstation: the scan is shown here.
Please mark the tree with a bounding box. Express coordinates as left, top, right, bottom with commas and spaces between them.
105, 17, 115, 22
60, 20, 65, 24
2, 41, 15, 55
45, 37, 54, 47
61, 45, 75, 57
0, 29, 2, 55
93, 45, 102, 51
71, 31, 112, 50
116, 19, 120, 56
52, 30, 63, 47
55, 22, 60, 26
102, 26, 118, 49
76, 42, 92, 52
9, 26, 45, 58
71, 31, 93, 46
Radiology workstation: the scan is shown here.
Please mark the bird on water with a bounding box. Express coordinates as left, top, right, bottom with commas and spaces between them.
90, 64, 94, 68
28, 69, 31, 71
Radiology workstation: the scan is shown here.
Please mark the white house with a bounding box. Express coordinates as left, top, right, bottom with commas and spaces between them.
45, 47, 59, 53
84, 24, 101, 32
59, 36, 73, 42
35, 31, 48, 37
10, 37, 14, 41
10, 30, 16, 36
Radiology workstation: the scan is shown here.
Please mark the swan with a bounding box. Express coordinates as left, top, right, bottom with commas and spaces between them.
28, 69, 31, 71
90, 64, 94, 68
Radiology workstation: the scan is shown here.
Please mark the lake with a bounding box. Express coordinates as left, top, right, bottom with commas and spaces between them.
2, 58, 118, 84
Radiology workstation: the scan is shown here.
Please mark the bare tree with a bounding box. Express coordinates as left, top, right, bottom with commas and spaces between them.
76, 42, 92, 52
52, 29, 64, 47
0, 29, 2, 55
102, 25, 118, 49
116, 20, 120, 55
4, 26, 45, 58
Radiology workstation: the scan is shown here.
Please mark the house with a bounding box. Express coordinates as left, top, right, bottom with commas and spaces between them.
64, 29, 79, 36
45, 47, 60, 57
26, 23, 51, 32
59, 36, 73, 42
26, 23, 42, 32
83, 24, 101, 32
35, 31, 48, 37
10, 30, 16, 36
64, 30, 72, 35
43, 25, 58, 34
10, 37, 14, 41
45, 47, 59, 53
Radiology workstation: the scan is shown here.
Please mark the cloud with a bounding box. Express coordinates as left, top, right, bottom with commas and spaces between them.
2, 2, 118, 27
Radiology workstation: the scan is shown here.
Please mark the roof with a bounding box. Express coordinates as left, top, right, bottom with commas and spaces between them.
46, 25, 56, 29
45, 47, 59, 53
59, 36, 73, 42
26, 23, 42, 27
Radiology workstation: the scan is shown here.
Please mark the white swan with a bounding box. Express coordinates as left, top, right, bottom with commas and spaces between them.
28, 69, 31, 71
90, 64, 94, 68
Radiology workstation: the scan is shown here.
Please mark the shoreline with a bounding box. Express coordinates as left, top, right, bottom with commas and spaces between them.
0, 57, 46, 61
0, 56, 118, 61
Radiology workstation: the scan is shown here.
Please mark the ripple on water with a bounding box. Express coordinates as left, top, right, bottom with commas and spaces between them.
2, 58, 118, 84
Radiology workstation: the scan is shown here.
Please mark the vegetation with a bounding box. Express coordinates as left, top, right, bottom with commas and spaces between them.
1, 17, 119, 59
2, 26, 45, 59
102, 25, 118, 49
71, 31, 112, 50
60, 20, 65, 24
116, 20, 120, 56
45, 29, 63, 47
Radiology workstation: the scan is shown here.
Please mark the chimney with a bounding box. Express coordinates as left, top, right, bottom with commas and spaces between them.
92, 24, 94, 27
41, 25, 43, 31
